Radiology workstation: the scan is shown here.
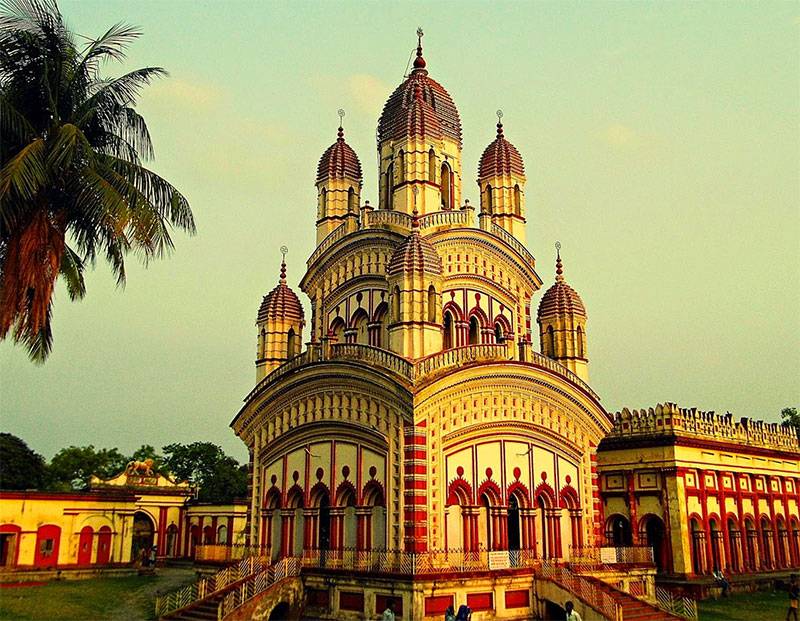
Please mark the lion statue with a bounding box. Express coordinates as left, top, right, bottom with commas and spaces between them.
126, 458, 155, 477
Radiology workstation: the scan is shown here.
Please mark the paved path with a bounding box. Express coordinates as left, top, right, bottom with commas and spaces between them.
109, 567, 197, 621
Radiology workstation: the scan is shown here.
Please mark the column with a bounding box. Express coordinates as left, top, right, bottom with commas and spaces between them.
280, 509, 295, 557
356, 508, 372, 550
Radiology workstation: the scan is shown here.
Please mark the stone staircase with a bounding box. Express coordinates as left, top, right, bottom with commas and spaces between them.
584, 575, 681, 620
162, 590, 226, 620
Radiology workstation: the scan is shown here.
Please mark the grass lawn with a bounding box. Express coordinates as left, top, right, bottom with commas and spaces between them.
0, 568, 196, 621
699, 589, 791, 621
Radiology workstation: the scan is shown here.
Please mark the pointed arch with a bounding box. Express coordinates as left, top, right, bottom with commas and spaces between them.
385, 162, 394, 209
347, 186, 356, 212
335, 480, 357, 507
392, 286, 401, 322
428, 148, 436, 182
477, 479, 503, 506
485, 184, 493, 214
493, 314, 512, 344
308, 481, 331, 508
513, 184, 521, 215
559, 484, 579, 509
442, 301, 464, 322
361, 480, 386, 507
447, 478, 473, 506
285, 484, 305, 509
534, 481, 557, 507
328, 317, 345, 343
507, 481, 531, 508
427, 284, 438, 323
264, 486, 282, 509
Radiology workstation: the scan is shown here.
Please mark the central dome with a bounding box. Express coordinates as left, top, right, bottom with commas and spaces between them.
377, 44, 461, 147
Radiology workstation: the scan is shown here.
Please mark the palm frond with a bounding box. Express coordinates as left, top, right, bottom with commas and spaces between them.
0, 137, 46, 203
59, 243, 85, 300
79, 22, 141, 69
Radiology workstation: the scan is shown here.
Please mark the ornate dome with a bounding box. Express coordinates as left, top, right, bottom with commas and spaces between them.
538, 250, 586, 319
257, 261, 305, 324
387, 213, 443, 276
377, 41, 461, 146
478, 121, 525, 179
316, 126, 362, 184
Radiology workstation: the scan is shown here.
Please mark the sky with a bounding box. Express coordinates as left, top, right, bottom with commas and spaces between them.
1, 1, 798, 463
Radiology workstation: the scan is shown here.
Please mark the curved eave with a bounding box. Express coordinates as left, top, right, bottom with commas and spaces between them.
300, 228, 406, 293
416, 359, 611, 433
427, 227, 543, 290
231, 358, 413, 437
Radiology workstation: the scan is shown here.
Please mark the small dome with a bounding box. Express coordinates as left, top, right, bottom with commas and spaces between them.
316, 126, 362, 184
478, 121, 525, 179
257, 261, 305, 324
377, 41, 461, 147
387, 214, 443, 276
537, 250, 586, 319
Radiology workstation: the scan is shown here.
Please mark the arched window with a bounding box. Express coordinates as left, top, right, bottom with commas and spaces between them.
507, 496, 521, 553
727, 517, 741, 573
485, 185, 493, 214
441, 162, 452, 209
217, 525, 228, 545
428, 148, 436, 181
513, 184, 521, 215
607, 515, 632, 546
576, 326, 584, 358
398, 150, 405, 182
347, 187, 356, 213
427, 285, 437, 323
468, 316, 480, 345
392, 286, 401, 321
690, 518, 706, 574
351, 309, 369, 345
373, 303, 389, 349
494, 323, 505, 343
547, 325, 556, 357
385, 163, 394, 210
319, 188, 327, 219
709, 518, 722, 572
761, 516, 774, 569
286, 328, 296, 358
443, 311, 454, 350
329, 318, 345, 343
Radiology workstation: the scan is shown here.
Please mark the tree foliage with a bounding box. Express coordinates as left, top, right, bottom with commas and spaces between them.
782, 407, 800, 439
0, 432, 46, 489
47, 444, 127, 490
0, 0, 195, 362
162, 442, 247, 503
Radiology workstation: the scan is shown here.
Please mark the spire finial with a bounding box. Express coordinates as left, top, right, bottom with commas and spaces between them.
555, 241, 563, 281
412, 187, 420, 228
280, 245, 288, 283
337, 109, 345, 140
496, 109, 504, 138
413, 27, 427, 70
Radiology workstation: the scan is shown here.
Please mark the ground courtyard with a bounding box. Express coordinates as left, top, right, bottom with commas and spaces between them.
0, 573, 791, 620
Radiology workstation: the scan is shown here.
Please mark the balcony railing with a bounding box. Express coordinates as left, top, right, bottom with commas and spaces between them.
568, 545, 654, 568
362, 209, 413, 231
245, 343, 603, 406
417, 207, 474, 231
307, 224, 349, 265
194, 543, 270, 563
490, 223, 536, 267
329, 343, 414, 381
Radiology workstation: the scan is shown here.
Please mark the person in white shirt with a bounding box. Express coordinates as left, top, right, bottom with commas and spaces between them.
565, 601, 582, 621
381, 598, 396, 621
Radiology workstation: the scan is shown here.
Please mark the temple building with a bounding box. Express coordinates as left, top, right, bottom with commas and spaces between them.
226, 33, 800, 621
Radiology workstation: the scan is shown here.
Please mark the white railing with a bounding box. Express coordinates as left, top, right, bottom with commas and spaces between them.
417, 207, 474, 230
299, 546, 540, 575
568, 545, 654, 568
154, 555, 268, 618
363, 209, 413, 231
218, 557, 301, 619
528, 350, 600, 401
308, 224, 349, 264
490, 223, 537, 267
655, 586, 698, 620
414, 343, 511, 378
539, 562, 621, 621
329, 343, 414, 381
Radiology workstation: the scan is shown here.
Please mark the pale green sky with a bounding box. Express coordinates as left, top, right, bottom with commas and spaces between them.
1, 1, 798, 462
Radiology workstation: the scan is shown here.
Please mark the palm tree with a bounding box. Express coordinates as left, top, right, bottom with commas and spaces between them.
0, 0, 195, 362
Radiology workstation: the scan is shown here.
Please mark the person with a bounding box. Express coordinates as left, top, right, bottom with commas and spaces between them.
148, 546, 157, 568
565, 601, 582, 621
444, 605, 456, 621
455, 604, 471, 621
788, 575, 800, 621
381, 598, 396, 621
712, 566, 730, 597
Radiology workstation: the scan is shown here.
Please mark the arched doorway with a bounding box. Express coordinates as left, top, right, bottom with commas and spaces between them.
96, 526, 112, 564
507, 496, 521, 552
690, 517, 706, 574
131, 511, 155, 561
268, 602, 290, 621
318, 494, 331, 551
77, 526, 93, 565
641, 515, 668, 572
607, 515, 632, 546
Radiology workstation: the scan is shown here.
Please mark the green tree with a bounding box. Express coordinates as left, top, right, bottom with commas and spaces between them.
0, 0, 195, 362
782, 407, 800, 439
47, 445, 127, 490
0, 432, 46, 489
162, 442, 247, 503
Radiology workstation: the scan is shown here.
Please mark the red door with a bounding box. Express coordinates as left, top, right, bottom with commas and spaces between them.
77, 526, 93, 565
34, 525, 61, 568
96, 526, 112, 564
